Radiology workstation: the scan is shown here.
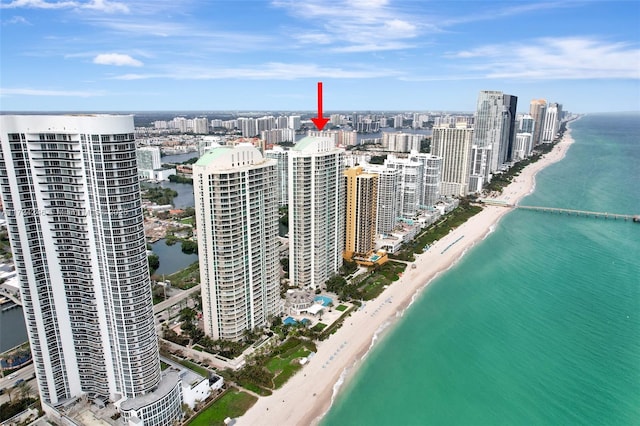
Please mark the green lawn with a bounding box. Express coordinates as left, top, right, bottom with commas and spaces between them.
335, 304, 348, 312
179, 359, 209, 377
165, 261, 200, 289
180, 216, 195, 226
187, 388, 257, 426
311, 322, 327, 331
358, 262, 407, 300
160, 361, 170, 371
265, 344, 312, 389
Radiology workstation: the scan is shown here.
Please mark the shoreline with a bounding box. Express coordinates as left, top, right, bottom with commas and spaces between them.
237, 123, 577, 426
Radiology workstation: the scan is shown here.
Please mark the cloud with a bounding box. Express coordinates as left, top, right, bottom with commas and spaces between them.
1, 15, 31, 24
1, 0, 129, 13
111, 62, 403, 80
0, 87, 104, 97
274, 0, 422, 53
449, 37, 640, 80
93, 53, 143, 67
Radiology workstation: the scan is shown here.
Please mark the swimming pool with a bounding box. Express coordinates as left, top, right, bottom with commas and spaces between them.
314, 295, 333, 306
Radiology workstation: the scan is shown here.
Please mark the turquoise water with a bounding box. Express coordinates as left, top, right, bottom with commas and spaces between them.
322, 113, 640, 425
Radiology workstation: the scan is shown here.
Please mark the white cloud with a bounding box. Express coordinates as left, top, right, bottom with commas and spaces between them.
0, 87, 104, 97
111, 62, 403, 80
450, 37, 640, 80
93, 53, 143, 67
2, 15, 31, 24
274, 0, 422, 53
1, 0, 129, 13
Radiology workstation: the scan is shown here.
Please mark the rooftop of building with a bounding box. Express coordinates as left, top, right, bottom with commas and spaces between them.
292, 135, 338, 153
119, 371, 181, 412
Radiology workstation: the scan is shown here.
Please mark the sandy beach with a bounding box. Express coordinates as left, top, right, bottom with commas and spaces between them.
237, 127, 576, 426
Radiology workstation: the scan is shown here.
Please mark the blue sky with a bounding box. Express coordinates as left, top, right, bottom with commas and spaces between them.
1, 0, 639, 113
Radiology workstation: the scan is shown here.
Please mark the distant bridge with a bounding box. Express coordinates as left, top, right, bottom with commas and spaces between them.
480, 199, 639, 222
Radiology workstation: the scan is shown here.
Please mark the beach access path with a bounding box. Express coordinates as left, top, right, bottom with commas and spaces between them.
237, 129, 576, 426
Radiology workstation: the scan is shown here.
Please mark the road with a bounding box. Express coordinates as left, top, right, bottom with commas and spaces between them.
0, 363, 35, 405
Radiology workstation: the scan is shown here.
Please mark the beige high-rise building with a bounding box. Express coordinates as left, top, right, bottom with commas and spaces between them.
431, 123, 474, 197
530, 99, 547, 146
194, 144, 281, 340
343, 166, 378, 260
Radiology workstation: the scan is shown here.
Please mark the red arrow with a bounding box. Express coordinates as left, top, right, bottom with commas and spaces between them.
311, 81, 329, 131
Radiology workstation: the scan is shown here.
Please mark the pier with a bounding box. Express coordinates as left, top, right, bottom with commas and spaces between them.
481, 199, 638, 222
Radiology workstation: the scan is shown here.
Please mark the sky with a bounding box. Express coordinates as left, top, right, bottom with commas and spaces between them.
0, 0, 639, 113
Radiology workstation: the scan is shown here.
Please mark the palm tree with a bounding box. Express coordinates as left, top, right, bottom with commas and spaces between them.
17, 381, 32, 400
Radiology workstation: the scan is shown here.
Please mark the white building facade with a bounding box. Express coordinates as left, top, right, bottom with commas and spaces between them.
264, 146, 289, 206
0, 115, 182, 425
431, 123, 474, 197
288, 136, 345, 289
194, 145, 282, 340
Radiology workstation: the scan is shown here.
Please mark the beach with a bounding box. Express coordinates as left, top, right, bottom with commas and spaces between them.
237, 128, 576, 426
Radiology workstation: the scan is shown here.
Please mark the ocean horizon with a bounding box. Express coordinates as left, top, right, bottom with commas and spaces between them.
322, 112, 640, 425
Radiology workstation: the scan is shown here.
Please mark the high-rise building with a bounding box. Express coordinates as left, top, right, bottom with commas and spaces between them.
513, 132, 533, 161
410, 152, 443, 208
343, 167, 377, 260
265, 146, 289, 206
194, 145, 281, 340
362, 164, 400, 235
518, 114, 535, 134
530, 99, 547, 146
502, 94, 518, 163
136, 146, 162, 179
382, 132, 422, 153
470, 90, 517, 188
193, 117, 209, 134
0, 115, 182, 425
288, 136, 345, 289
542, 102, 562, 142
431, 123, 474, 197
288, 115, 301, 131
384, 155, 424, 220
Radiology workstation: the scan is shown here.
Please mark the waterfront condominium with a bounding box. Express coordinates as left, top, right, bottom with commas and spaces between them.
529, 99, 547, 147
431, 123, 474, 197
288, 136, 345, 289
409, 152, 443, 209
194, 144, 282, 341
542, 102, 563, 143
343, 166, 378, 260
384, 155, 424, 220
0, 115, 182, 425
362, 164, 400, 235
469, 90, 517, 191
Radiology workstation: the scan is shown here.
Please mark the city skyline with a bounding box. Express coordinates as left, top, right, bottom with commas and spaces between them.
1, 0, 639, 113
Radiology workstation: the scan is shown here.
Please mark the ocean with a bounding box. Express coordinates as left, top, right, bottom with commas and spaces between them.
321, 113, 640, 425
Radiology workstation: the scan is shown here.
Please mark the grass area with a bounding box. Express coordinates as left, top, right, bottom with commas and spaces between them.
236, 381, 272, 396
160, 361, 170, 371
178, 359, 210, 377
187, 387, 257, 426
335, 304, 348, 312
180, 216, 195, 226
165, 261, 200, 289
192, 345, 204, 352
311, 322, 327, 331
269, 346, 311, 389
357, 261, 407, 300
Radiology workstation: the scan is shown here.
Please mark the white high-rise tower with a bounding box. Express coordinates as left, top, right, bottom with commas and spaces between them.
194, 145, 282, 340
288, 136, 345, 289
431, 123, 474, 197
0, 115, 182, 425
